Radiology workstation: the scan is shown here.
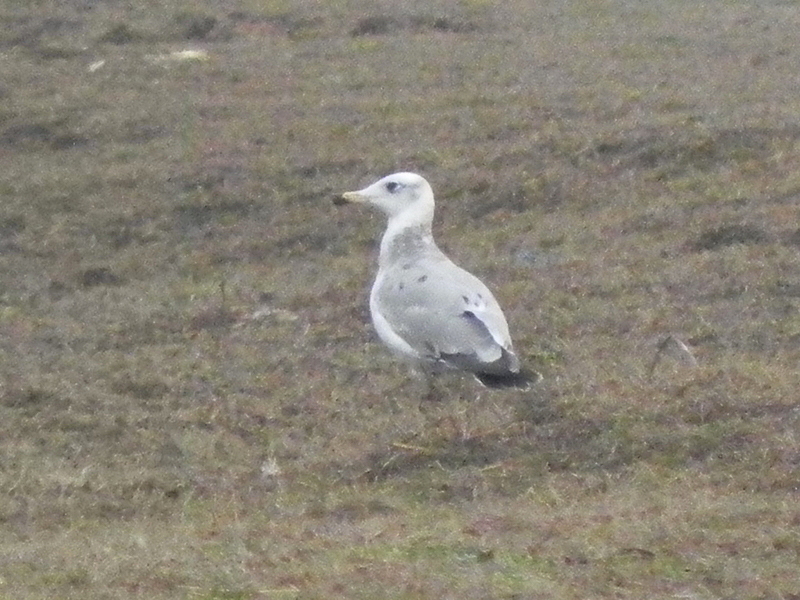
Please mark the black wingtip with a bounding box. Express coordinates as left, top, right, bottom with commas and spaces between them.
474, 369, 541, 390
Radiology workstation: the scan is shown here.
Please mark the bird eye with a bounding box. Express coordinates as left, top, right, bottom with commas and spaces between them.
385, 181, 400, 193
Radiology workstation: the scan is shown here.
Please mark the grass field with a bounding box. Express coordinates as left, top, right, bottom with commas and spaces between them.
2, 0, 800, 598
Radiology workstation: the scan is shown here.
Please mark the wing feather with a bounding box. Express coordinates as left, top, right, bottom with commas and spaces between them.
371, 257, 518, 373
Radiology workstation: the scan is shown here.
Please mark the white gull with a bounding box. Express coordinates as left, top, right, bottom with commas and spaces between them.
335, 172, 535, 390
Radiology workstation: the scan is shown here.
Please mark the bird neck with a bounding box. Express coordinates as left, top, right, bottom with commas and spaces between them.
379, 219, 438, 267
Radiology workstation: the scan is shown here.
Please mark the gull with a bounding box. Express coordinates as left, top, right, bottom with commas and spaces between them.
335, 172, 535, 390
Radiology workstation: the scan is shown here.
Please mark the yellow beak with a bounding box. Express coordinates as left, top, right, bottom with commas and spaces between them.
334, 191, 367, 205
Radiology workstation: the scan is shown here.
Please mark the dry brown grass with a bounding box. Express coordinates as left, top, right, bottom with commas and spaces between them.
2, 0, 800, 598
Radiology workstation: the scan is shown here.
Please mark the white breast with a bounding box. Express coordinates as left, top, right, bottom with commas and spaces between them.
369, 272, 421, 362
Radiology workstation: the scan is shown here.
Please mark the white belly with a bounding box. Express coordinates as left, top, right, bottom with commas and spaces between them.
369, 274, 421, 362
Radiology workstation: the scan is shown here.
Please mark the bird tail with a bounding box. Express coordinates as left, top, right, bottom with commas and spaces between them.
474, 369, 540, 390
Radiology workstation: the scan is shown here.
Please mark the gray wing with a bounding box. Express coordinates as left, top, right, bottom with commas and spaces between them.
372, 257, 519, 374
